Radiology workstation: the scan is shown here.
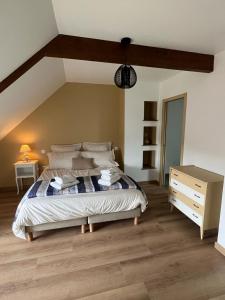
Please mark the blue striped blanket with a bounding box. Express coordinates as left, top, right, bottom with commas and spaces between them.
27, 175, 140, 198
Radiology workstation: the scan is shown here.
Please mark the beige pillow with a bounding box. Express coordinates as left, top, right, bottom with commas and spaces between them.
82, 142, 112, 151
47, 151, 80, 169
72, 157, 95, 170
51, 144, 82, 152
81, 151, 118, 167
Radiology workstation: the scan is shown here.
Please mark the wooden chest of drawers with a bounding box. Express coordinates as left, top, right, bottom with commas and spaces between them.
169, 165, 224, 239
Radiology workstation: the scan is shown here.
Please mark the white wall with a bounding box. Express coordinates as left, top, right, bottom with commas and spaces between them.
0, 0, 58, 80
124, 80, 161, 182
160, 50, 225, 249
0, 58, 65, 140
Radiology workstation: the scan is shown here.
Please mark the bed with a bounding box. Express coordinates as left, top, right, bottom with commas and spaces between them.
12, 143, 148, 241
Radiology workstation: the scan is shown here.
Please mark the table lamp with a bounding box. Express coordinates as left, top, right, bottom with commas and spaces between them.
20, 144, 31, 162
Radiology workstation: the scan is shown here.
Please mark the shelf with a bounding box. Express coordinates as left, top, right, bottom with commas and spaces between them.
143, 126, 157, 146
141, 101, 158, 172
141, 167, 157, 170
142, 150, 156, 169
144, 101, 158, 121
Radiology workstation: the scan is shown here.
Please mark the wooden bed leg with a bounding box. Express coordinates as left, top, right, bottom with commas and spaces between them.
200, 227, 204, 240
81, 224, 86, 234
89, 223, 94, 233
134, 217, 138, 226
26, 232, 33, 242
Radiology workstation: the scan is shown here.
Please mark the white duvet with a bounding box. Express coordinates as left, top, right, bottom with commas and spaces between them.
12, 167, 148, 239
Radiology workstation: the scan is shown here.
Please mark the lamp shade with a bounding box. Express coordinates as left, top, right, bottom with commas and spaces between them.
20, 144, 31, 153
114, 64, 137, 89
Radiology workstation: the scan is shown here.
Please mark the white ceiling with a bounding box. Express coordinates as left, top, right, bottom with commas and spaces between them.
0, 58, 65, 141
64, 59, 179, 84
0, 0, 57, 81
0, 0, 63, 141
2, 0, 225, 141
52, 0, 225, 55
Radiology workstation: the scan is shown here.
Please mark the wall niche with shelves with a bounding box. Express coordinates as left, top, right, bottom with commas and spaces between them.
143, 126, 157, 146
142, 150, 156, 169
143, 101, 158, 121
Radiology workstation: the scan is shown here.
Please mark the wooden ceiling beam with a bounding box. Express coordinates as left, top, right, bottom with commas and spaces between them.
0, 37, 56, 93
46, 35, 214, 73
0, 34, 214, 93
0, 48, 45, 93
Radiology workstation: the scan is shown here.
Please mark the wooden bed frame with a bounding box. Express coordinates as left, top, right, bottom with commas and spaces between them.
25, 206, 141, 241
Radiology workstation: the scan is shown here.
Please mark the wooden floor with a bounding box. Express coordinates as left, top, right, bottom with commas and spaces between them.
0, 183, 225, 300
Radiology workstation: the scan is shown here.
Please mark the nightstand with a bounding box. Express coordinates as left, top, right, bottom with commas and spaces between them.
14, 160, 39, 194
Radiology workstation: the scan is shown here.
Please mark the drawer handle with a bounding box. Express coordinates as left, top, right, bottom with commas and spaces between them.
193, 204, 199, 209
173, 182, 178, 186
195, 184, 202, 188
194, 194, 200, 199
171, 198, 176, 202
172, 190, 177, 194
173, 173, 178, 177
192, 213, 199, 219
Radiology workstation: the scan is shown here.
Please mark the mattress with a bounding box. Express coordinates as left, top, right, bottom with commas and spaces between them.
12, 167, 148, 239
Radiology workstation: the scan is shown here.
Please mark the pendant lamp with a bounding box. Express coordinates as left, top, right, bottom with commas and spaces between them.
114, 37, 137, 89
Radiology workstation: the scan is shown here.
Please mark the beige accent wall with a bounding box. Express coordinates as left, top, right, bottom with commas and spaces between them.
0, 82, 124, 188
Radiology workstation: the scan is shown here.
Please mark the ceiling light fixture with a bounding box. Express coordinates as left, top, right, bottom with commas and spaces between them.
114, 37, 137, 89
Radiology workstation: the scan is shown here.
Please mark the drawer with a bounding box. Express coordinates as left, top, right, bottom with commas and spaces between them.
169, 196, 203, 226
170, 188, 204, 216
170, 169, 207, 194
16, 167, 34, 177
170, 178, 205, 206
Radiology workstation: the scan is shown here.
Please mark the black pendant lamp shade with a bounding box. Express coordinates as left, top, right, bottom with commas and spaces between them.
114, 38, 137, 89
114, 64, 137, 89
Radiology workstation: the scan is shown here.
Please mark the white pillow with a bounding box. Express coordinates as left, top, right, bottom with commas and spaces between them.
51, 144, 82, 152
47, 151, 80, 169
82, 142, 112, 151
81, 151, 118, 167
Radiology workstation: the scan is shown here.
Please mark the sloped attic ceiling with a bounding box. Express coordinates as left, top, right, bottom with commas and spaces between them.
52, 0, 225, 54
0, 58, 65, 140
4, 0, 225, 141
0, 0, 65, 141
63, 59, 179, 85
0, 0, 179, 142
0, 0, 57, 80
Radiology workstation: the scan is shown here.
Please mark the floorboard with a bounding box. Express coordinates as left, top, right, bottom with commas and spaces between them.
0, 184, 225, 300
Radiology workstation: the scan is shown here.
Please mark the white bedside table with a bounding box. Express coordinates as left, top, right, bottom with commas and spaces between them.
14, 160, 39, 194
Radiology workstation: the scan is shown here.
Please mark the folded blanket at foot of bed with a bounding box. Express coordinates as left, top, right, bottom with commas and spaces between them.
27, 175, 141, 198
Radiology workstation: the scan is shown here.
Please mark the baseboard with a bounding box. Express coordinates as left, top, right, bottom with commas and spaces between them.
215, 242, 225, 256
0, 185, 30, 193
138, 180, 159, 185
0, 186, 17, 192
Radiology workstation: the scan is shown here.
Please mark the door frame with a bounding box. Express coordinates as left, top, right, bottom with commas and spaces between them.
159, 93, 187, 185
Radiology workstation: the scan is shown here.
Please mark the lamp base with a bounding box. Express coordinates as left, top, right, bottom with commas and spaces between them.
23, 154, 30, 162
